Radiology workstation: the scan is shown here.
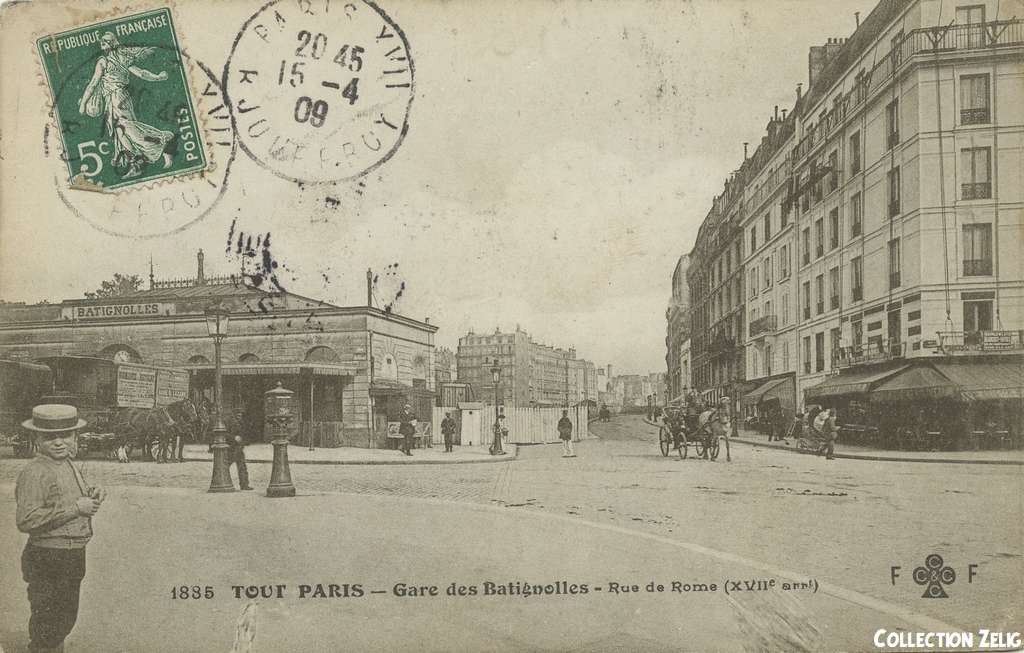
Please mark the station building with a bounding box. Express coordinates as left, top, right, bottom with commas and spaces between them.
0, 252, 438, 448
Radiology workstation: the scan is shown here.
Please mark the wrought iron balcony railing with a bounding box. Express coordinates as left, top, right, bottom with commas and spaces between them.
832, 339, 905, 368
938, 330, 1024, 353
749, 314, 778, 339
961, 182, 991, 200
963, 259, 993, 276
961, 107, 990, 125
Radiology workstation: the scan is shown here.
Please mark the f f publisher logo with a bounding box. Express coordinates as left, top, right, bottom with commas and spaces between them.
891, 554, 979, 598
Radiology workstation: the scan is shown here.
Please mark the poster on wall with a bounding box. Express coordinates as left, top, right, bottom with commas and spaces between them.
115, 364, 158, 409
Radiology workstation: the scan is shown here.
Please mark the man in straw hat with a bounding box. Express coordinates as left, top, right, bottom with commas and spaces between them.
16, 404, 106, 653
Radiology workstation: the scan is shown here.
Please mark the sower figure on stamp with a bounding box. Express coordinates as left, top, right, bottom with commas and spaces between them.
441, 412, 457, 453
398, 404, 416, 456
16, 405, 106, 653
78, 32, 175, 179
558, 410, 575, 458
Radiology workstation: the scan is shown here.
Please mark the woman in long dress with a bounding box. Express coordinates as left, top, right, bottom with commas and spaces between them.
78, 32, 175, 179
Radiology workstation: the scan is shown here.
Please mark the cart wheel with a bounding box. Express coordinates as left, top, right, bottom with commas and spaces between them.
693, 437, 706, 458
677, 434, 687, 460
658, 426, 670, 457
708, 436, 721, 461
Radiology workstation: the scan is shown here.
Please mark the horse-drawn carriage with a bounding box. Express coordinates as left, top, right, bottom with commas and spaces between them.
658, 404, 726, 460
4, 355, 201, 462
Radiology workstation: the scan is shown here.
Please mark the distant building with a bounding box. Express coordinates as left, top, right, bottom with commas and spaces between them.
434, 346, 456, 386
665, 254, 691, 401
456, 327, 599, 406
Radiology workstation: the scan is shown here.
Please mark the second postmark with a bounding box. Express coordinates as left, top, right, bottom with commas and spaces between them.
225, 0, 414, 184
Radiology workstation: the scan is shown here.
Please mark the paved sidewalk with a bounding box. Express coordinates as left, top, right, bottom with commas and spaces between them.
643, 419, 1024, 465
181, 442, 517, 465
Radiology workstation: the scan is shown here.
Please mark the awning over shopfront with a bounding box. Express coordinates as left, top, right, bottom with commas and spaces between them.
869, 365, 958, 403
803, 364, 910, 401
184, 362, 360, 376
742, 378, 787, 406
932, 360, 1024, 401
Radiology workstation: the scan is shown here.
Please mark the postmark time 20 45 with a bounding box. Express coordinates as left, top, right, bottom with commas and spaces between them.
37, 8, 207, 191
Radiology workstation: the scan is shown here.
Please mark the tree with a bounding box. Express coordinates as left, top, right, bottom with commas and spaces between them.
85, 273, 143, 299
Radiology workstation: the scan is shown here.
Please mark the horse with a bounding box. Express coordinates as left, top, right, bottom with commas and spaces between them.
110, 398, 201, 463
696, 405, 733, 462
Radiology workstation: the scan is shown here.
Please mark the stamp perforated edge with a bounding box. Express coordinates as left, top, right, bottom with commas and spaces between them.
31, 3, 221, 195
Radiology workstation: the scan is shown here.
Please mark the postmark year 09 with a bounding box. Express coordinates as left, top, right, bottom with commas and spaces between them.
225, 0, 414, 184
36, 8, 209, 191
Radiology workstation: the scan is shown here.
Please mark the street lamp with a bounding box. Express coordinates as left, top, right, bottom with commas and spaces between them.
205, 305, 234, 493
489, 359, 504, 455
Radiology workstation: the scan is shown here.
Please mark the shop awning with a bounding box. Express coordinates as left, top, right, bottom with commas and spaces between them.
184, 362, 360, 376
803, 364, 910, 401
869, 365, 958, 403
932, 360, 1024, 401
742, 378, 787, 406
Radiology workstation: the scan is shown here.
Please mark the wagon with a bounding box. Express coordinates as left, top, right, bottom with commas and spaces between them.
658, 408, 720, 460
0, 360, 54, 457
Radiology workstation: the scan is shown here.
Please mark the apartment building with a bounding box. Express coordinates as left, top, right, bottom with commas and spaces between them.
665, 254, 692, 401
681, 0, 1023, 436
456, 327, 599, 407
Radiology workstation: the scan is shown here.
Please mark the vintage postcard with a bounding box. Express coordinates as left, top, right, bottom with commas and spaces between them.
1, 0, 1022, 652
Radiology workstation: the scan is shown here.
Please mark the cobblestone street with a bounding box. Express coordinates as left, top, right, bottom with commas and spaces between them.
2, 413, 1019, 652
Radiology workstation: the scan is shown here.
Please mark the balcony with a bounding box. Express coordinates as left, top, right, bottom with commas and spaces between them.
832, 339, 906, 368
961, 182, 991, 200
963, 258, 993, 276
707, 330, 737, 354
938, 330, 1024, 354
961, 107, 990, 125
749, 315, 778, 339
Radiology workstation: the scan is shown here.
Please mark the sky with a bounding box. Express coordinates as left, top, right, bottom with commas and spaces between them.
0, 0, 877, 376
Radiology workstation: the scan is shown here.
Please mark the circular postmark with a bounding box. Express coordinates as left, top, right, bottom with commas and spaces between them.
43, 53, 236, 239
224, 0, 414, 183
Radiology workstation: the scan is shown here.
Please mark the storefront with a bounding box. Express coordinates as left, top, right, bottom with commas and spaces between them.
0, 256, 437, 448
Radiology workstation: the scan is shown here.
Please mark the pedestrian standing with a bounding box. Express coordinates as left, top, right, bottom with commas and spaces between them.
441, 412, 457, 453
227, 409, 252, 490
16, 404, 106, 653
822, 408, 839, 460
558, 410, 575, 457
399, 404, 416, 456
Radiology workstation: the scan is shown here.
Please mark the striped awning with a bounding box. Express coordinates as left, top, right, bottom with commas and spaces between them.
742, 378, 787, 406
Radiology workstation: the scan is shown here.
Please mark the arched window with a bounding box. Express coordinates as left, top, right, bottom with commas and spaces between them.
98, 344, 142, 363
238, 353, 260, 363
187, 355, 211, 365
304, 346, 340, 362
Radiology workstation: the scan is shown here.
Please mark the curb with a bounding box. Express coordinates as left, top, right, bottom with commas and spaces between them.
181, 444, 519, 466
640, 419, 1023, 466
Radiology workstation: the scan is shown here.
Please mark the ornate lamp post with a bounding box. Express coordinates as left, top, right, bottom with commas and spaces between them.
264, 381, 297, 498
489, 359, 504, 455
205, 305, 234, 493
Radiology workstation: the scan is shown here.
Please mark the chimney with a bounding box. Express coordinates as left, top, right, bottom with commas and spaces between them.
366, 268, 373, 307
743, 142, 749, 160
808, 44, 827, 88
796, 83, 803, 101
149, 255, 155, 290
855, 11, 860, 28
196, 249, 205, 285
774, 105, 779, 120
781, 108, 788, 120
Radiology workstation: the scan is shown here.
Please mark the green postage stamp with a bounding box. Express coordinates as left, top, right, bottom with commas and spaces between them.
36, 8, 207, 191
